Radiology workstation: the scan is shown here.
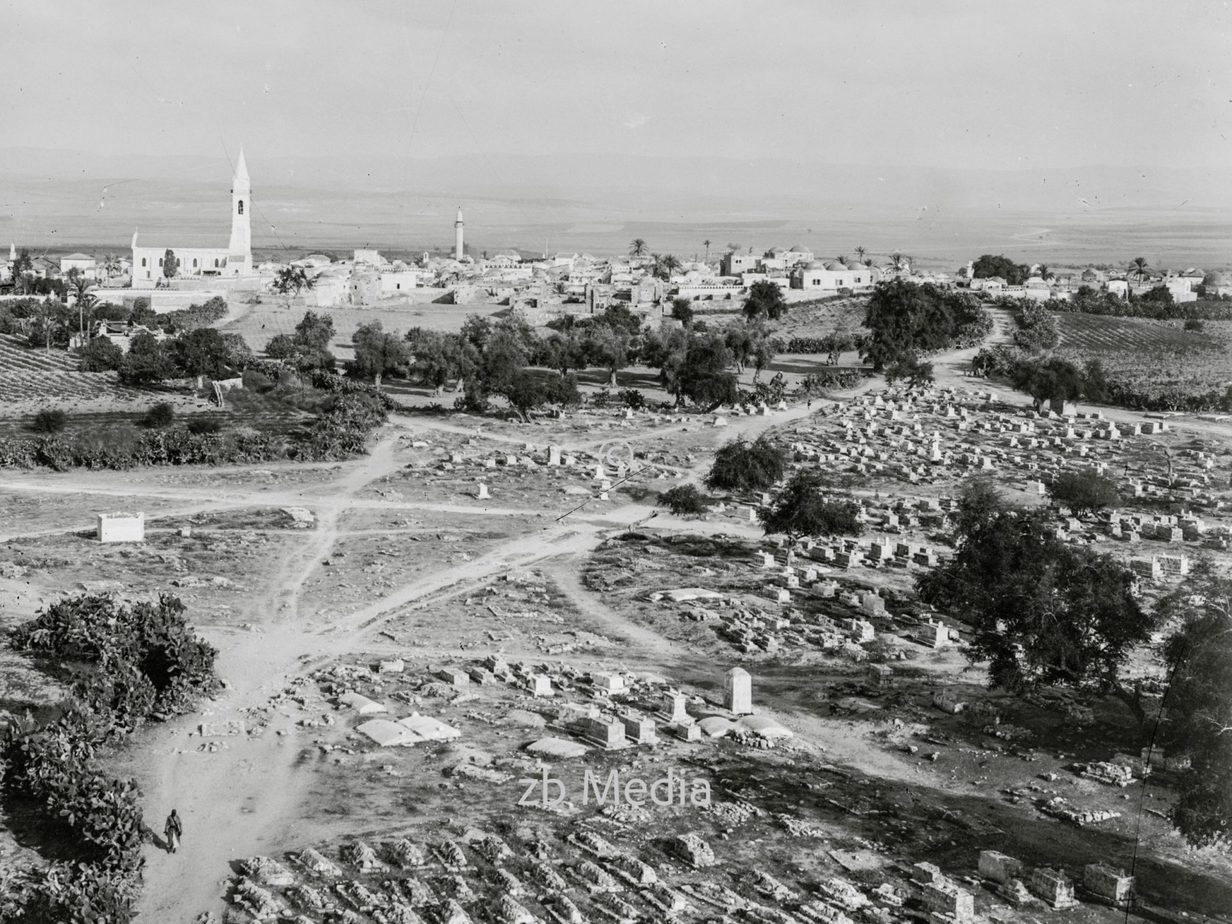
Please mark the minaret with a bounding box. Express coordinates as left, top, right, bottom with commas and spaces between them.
454, 206, 464, 260
228, 148, 252, 274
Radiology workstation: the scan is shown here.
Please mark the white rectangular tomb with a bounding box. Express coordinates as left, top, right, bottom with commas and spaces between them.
97, 512, 145, 543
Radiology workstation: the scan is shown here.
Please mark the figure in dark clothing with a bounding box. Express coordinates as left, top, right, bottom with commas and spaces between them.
164, 810, 182, 854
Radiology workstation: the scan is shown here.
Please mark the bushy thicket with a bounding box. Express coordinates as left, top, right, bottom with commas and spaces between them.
1012, 303, 1060, 352
863, 280, 992, 371
705, 436, 787, 494
156, 296, 227, 333
0, 360, 392, 471
1, 593, 220, 921
799, 369, 868, 393
770, 332, 868, 356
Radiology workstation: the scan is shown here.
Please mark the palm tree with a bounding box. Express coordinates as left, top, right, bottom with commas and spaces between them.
629, 238, 647, 258
1037, 264, 1054, 281
1130, 257, 1149, 283
702, 239, 712, 263
651, 253, 682, 281
102, 253, 123, 281
855, 245, 866, 264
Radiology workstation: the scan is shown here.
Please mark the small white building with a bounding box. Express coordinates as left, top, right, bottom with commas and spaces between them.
97, 512, 145, 543
380, 269, 418, 296
60, 253, 98, 279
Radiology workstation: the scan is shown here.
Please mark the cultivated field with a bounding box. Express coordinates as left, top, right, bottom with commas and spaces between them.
1055, 314, 1232, 410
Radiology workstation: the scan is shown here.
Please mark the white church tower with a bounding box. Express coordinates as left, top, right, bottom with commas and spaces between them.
454, 206, 465, 260
227, 148, 253, 274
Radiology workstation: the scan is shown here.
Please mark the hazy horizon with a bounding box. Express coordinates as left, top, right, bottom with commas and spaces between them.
2, 0, 1229, 267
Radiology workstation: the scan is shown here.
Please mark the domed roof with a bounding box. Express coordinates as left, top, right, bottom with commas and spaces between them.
804, 260, 826, 270
1204, 270, 1232, 286
824, 261, 845, 271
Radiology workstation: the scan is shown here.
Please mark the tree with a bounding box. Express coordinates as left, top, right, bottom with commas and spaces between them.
1048, 469, 1119, 517
266, 311, 336, 372
759, 470, 862, 543
855, 245, 866, 264
350, 321, 408, 388
743, 280, 787, 321
659, 484, 709, 517
972, 254, 1030, 286
629, 238, 647, 258
677, 333, 738, 408
162, 249, 179, 281
705, 436, 786, 493
702, 239, 712, 263
142, 402, 175, 428
78, 337, 124, 372
1158, 566, 1232, 846
917, 503, 1153, 728
1130, 256, 1150, 283
885, 355, 934, 389
173, 327, 231, 386
1009, 356, 1083, 412
31, 408, 67, 434
501, 370, 579, 421
120, 332, 176, 385
406, 327, 475, 392
651, 253, 682, 281
102, 253, 123, 281
272, 265, 316, 296
641, 321, 689, 399
670, 297, 694, 326
536, 329, 588, 377
10, 248, 34, 294
584, 325, 633, 387
862, 279, 990, 372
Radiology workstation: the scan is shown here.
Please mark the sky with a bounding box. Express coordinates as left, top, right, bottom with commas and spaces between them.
2, 1, 1230, 262
4, 0, 1229, 170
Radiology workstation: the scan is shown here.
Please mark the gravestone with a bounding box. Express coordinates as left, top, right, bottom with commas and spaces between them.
724, 667, 753, 715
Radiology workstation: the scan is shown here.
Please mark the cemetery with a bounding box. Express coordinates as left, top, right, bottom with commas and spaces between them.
2, 379, 1231, 923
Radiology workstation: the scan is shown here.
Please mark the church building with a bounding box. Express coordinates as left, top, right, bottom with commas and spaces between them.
131, 150, 254, 288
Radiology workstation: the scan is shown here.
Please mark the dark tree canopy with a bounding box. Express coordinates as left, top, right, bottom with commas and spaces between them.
1159, 566, 1232, 846
349, 321, 408, 387
676, 334, 738, 408
119, 332, 176, 385
1048, 468, 1119, 517
743, 280, 787, 321
1009, 356, 1084, 411
862, 280, 990, 372
758, 471, 863, 542
972, 254, 1030, 286
917, 503, 1153, 726
659, 484, 710, 517
705, 436, 787, 494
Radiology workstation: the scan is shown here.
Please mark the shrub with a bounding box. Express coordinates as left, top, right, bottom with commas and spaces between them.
78, 337, 125, 372
186, 417, 224, 435
1184, 318, 1205, 331
659, 484, 710, 517
619, 388, 646, 410
705, 437, 787, 494
142, 402, 175, 428
31, 408, 67, 434
1048, 468, 1120, 517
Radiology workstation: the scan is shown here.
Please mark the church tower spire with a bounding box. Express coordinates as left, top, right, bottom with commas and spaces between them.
228, 147, 252, 274
454, 206, 464, 261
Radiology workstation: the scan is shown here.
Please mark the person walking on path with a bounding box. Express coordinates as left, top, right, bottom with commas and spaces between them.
164, 810, 182, 854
